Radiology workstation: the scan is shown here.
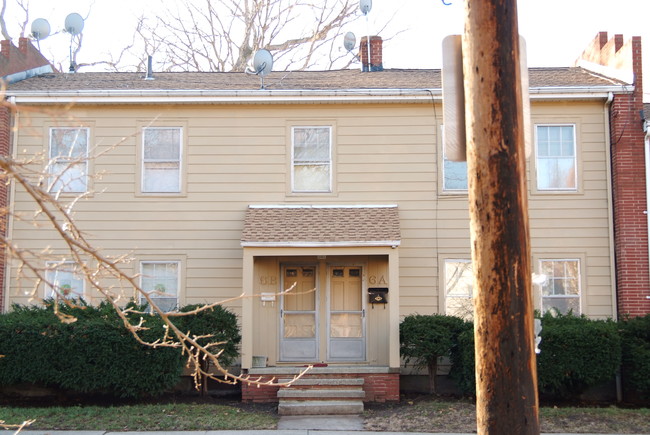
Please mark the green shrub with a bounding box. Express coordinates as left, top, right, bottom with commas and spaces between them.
619, 314, 650, 399
448, 313, 622, 400
174, 304, 241, 367
449, 324, 476, 395
400, 314, 468, 393
537, 312, 621, 399
0, 300, 241, 399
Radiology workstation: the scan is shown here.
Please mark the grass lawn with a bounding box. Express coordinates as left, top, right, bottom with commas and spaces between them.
2, 396, 650, 433
0, 402, 278, 431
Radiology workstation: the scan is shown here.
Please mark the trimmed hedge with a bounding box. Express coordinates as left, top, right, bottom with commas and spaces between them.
448, 312, 623, 400
0, 300, 240, 398
175, 304, 241, 367
400, 314, 469, 393
449, 325, 476, 395
620, 314, 650, 399
537, 312, 620, 399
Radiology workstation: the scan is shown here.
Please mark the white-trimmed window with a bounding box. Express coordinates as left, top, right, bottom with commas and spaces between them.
535, 125, 577, 191
539, 259, 581, 314
140, 261, 180, 312
441, 125, 468, 192
142, 127, 182, 193
443, 157, 468, 191
45, 262, 84, 299
49, 127, 89, 193
444, 259, 474, 320
292, 126, 332, 192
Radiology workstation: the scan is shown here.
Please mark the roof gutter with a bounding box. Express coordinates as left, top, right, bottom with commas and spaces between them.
6, 86, 630, 105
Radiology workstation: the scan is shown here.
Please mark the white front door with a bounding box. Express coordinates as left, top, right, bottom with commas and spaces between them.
279, 266, 318, 361
328, 266, 366, 361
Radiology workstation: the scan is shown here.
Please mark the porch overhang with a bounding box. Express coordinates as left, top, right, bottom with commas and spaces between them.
240, 204, 401, 248
239, 205, 402, 370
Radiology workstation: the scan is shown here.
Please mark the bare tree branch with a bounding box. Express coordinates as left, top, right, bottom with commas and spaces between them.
0, 99, 313, 391
0, 0, 11, 40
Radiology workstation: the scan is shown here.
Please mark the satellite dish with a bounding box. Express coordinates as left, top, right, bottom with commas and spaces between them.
64, 12, 84, 35
359, 0, 372, 15
344, 32, 356, 52
252, 49, 273, 77
31, 18, 51, 41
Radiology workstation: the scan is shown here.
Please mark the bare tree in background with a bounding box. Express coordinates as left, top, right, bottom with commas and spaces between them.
130, 0, 368, 72
0, 0, 393, 73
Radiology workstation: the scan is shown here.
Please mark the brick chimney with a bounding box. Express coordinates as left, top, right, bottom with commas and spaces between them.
0, 37, 56, 82
578, 32, 649, 317
359, 35, 383, 72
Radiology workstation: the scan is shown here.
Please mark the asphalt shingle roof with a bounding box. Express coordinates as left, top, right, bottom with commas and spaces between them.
5, 67, 626, 93
241, 205, 401, 247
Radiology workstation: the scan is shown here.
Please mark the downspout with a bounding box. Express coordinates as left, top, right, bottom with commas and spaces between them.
604, 91, 617, 319
645, 117, 650, 303
2, 96, 17, 313
604, 91, 622, 403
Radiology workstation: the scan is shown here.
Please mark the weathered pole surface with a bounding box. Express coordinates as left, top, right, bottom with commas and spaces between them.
462, 0, 539, 434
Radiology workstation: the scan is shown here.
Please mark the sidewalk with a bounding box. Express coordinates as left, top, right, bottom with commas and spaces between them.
16, 413, 650, 435
17, 431, 650, 435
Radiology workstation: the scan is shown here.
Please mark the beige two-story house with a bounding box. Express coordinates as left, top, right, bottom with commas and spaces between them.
3, 39, 629, 403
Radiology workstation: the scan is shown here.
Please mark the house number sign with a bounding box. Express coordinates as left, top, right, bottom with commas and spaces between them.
259, 276, 278, 285
368, 275, 387, 285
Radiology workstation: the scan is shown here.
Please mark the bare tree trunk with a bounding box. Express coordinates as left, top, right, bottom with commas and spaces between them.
427, 359, 438, 394
462, 0, 539, 434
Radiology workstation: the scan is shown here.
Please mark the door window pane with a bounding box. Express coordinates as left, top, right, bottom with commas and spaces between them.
284, 313, 316, 338
330, 313, 362, 338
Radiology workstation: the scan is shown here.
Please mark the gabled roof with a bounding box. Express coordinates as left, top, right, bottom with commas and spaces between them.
241, 205, 401, 248
6, 67, 626, 93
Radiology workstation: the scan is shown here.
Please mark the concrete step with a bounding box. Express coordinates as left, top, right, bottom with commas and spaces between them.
278, 377, 364, 387
277, 388, 365, 399
278, 399, 364, 416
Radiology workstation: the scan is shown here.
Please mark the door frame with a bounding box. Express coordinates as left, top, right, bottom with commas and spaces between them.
278, 263, 319, 362
326, 263, 367, 362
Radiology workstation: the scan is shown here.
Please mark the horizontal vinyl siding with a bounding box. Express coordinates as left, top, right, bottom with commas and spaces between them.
7, 100, 614, 318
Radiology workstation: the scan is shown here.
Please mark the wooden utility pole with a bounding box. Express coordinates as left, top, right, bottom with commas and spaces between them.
462, 0, 539, 434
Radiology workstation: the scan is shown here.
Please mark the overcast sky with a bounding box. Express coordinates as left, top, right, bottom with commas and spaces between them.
10, 0, 650, 100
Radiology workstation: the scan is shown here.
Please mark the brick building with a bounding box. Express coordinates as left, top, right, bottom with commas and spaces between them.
576, 32, 650, 317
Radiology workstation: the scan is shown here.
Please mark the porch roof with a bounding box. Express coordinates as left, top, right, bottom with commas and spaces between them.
240, 205, 401, 247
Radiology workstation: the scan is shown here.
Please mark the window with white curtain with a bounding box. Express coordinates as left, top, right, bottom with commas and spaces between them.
49, 127, 89, 193
292, 126, 331, 192
142, 127, 182, 193
535, 125, 577, 191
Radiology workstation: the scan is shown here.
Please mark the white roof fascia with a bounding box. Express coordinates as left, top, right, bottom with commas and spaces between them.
6, 86, 630, 104
248, 204, 398, 209
241, 240, 401, 248
7, 89, 439, 104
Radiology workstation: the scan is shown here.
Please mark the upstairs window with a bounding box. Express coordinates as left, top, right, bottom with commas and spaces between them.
292, 126, 331, 192
443, 156, 468, 191
142, 127, 182, 193
441, 125, 468, 192
535, 125, 577, 191
140, 261, 180, 312
49, 127, 89, 193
